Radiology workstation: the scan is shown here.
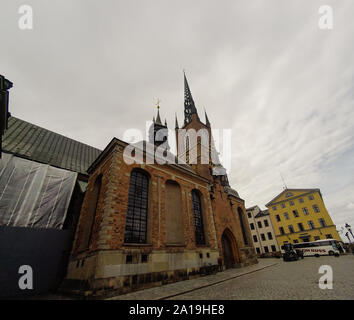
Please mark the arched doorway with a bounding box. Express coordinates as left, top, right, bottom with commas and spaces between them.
221, 229, 239, 269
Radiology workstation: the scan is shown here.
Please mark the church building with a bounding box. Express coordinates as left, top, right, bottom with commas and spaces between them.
63, 74, 257, 296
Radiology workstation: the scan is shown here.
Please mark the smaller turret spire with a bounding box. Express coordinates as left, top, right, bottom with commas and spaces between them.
204, 109, 210, 127
175, 113, 179, 129
155, 99, 162, 125
149, 100, 169, 148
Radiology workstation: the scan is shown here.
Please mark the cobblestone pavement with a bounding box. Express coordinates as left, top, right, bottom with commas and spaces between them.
169, 255, 354, 300
108, 259, 277, 300
109, 255, 354, 300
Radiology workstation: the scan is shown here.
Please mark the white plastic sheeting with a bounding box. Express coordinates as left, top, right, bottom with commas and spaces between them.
0, 153, 77, 229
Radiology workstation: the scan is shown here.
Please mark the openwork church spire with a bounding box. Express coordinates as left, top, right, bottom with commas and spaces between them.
184, 72, 199, 125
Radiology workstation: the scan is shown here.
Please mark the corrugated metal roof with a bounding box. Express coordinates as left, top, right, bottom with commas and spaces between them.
2, 116, 101, 175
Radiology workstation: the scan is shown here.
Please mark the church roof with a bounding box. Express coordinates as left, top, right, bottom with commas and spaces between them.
87, 137, 209, 183
2, 116, 101, 175
132, 140, 196, 174
224, 186, 240, 199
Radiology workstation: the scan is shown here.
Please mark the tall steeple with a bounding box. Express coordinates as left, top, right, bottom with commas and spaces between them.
184, 72, 199, 125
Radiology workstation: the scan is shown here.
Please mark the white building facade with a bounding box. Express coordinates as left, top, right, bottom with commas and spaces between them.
246, 206, 280, 256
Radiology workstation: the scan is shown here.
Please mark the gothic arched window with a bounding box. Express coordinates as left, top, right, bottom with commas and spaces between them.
192, 190, 205, 245
124, 169, 149, 243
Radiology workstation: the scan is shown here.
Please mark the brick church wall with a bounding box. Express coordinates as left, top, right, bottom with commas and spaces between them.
64, 141, 222, 296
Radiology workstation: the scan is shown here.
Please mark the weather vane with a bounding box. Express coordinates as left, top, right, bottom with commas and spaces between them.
156, 98, 161, 109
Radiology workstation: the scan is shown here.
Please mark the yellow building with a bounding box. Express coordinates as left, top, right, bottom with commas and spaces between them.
266, 188, 341, 246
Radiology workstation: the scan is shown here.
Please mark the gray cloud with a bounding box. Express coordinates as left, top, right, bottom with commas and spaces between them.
1, 0, 353, 240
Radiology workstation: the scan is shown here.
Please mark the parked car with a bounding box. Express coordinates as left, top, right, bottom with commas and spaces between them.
282, 243, 300, 262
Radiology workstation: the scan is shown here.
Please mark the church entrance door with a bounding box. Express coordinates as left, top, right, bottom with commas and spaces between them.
221, 231, 236, 269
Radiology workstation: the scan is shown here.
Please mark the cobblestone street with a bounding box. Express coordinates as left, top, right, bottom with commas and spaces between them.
109, 255, 354, 300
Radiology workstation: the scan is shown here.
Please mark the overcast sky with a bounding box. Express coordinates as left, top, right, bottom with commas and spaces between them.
1, 0, 353, 241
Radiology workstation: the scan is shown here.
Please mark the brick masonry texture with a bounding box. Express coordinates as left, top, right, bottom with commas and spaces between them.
64, 116, 257, 297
